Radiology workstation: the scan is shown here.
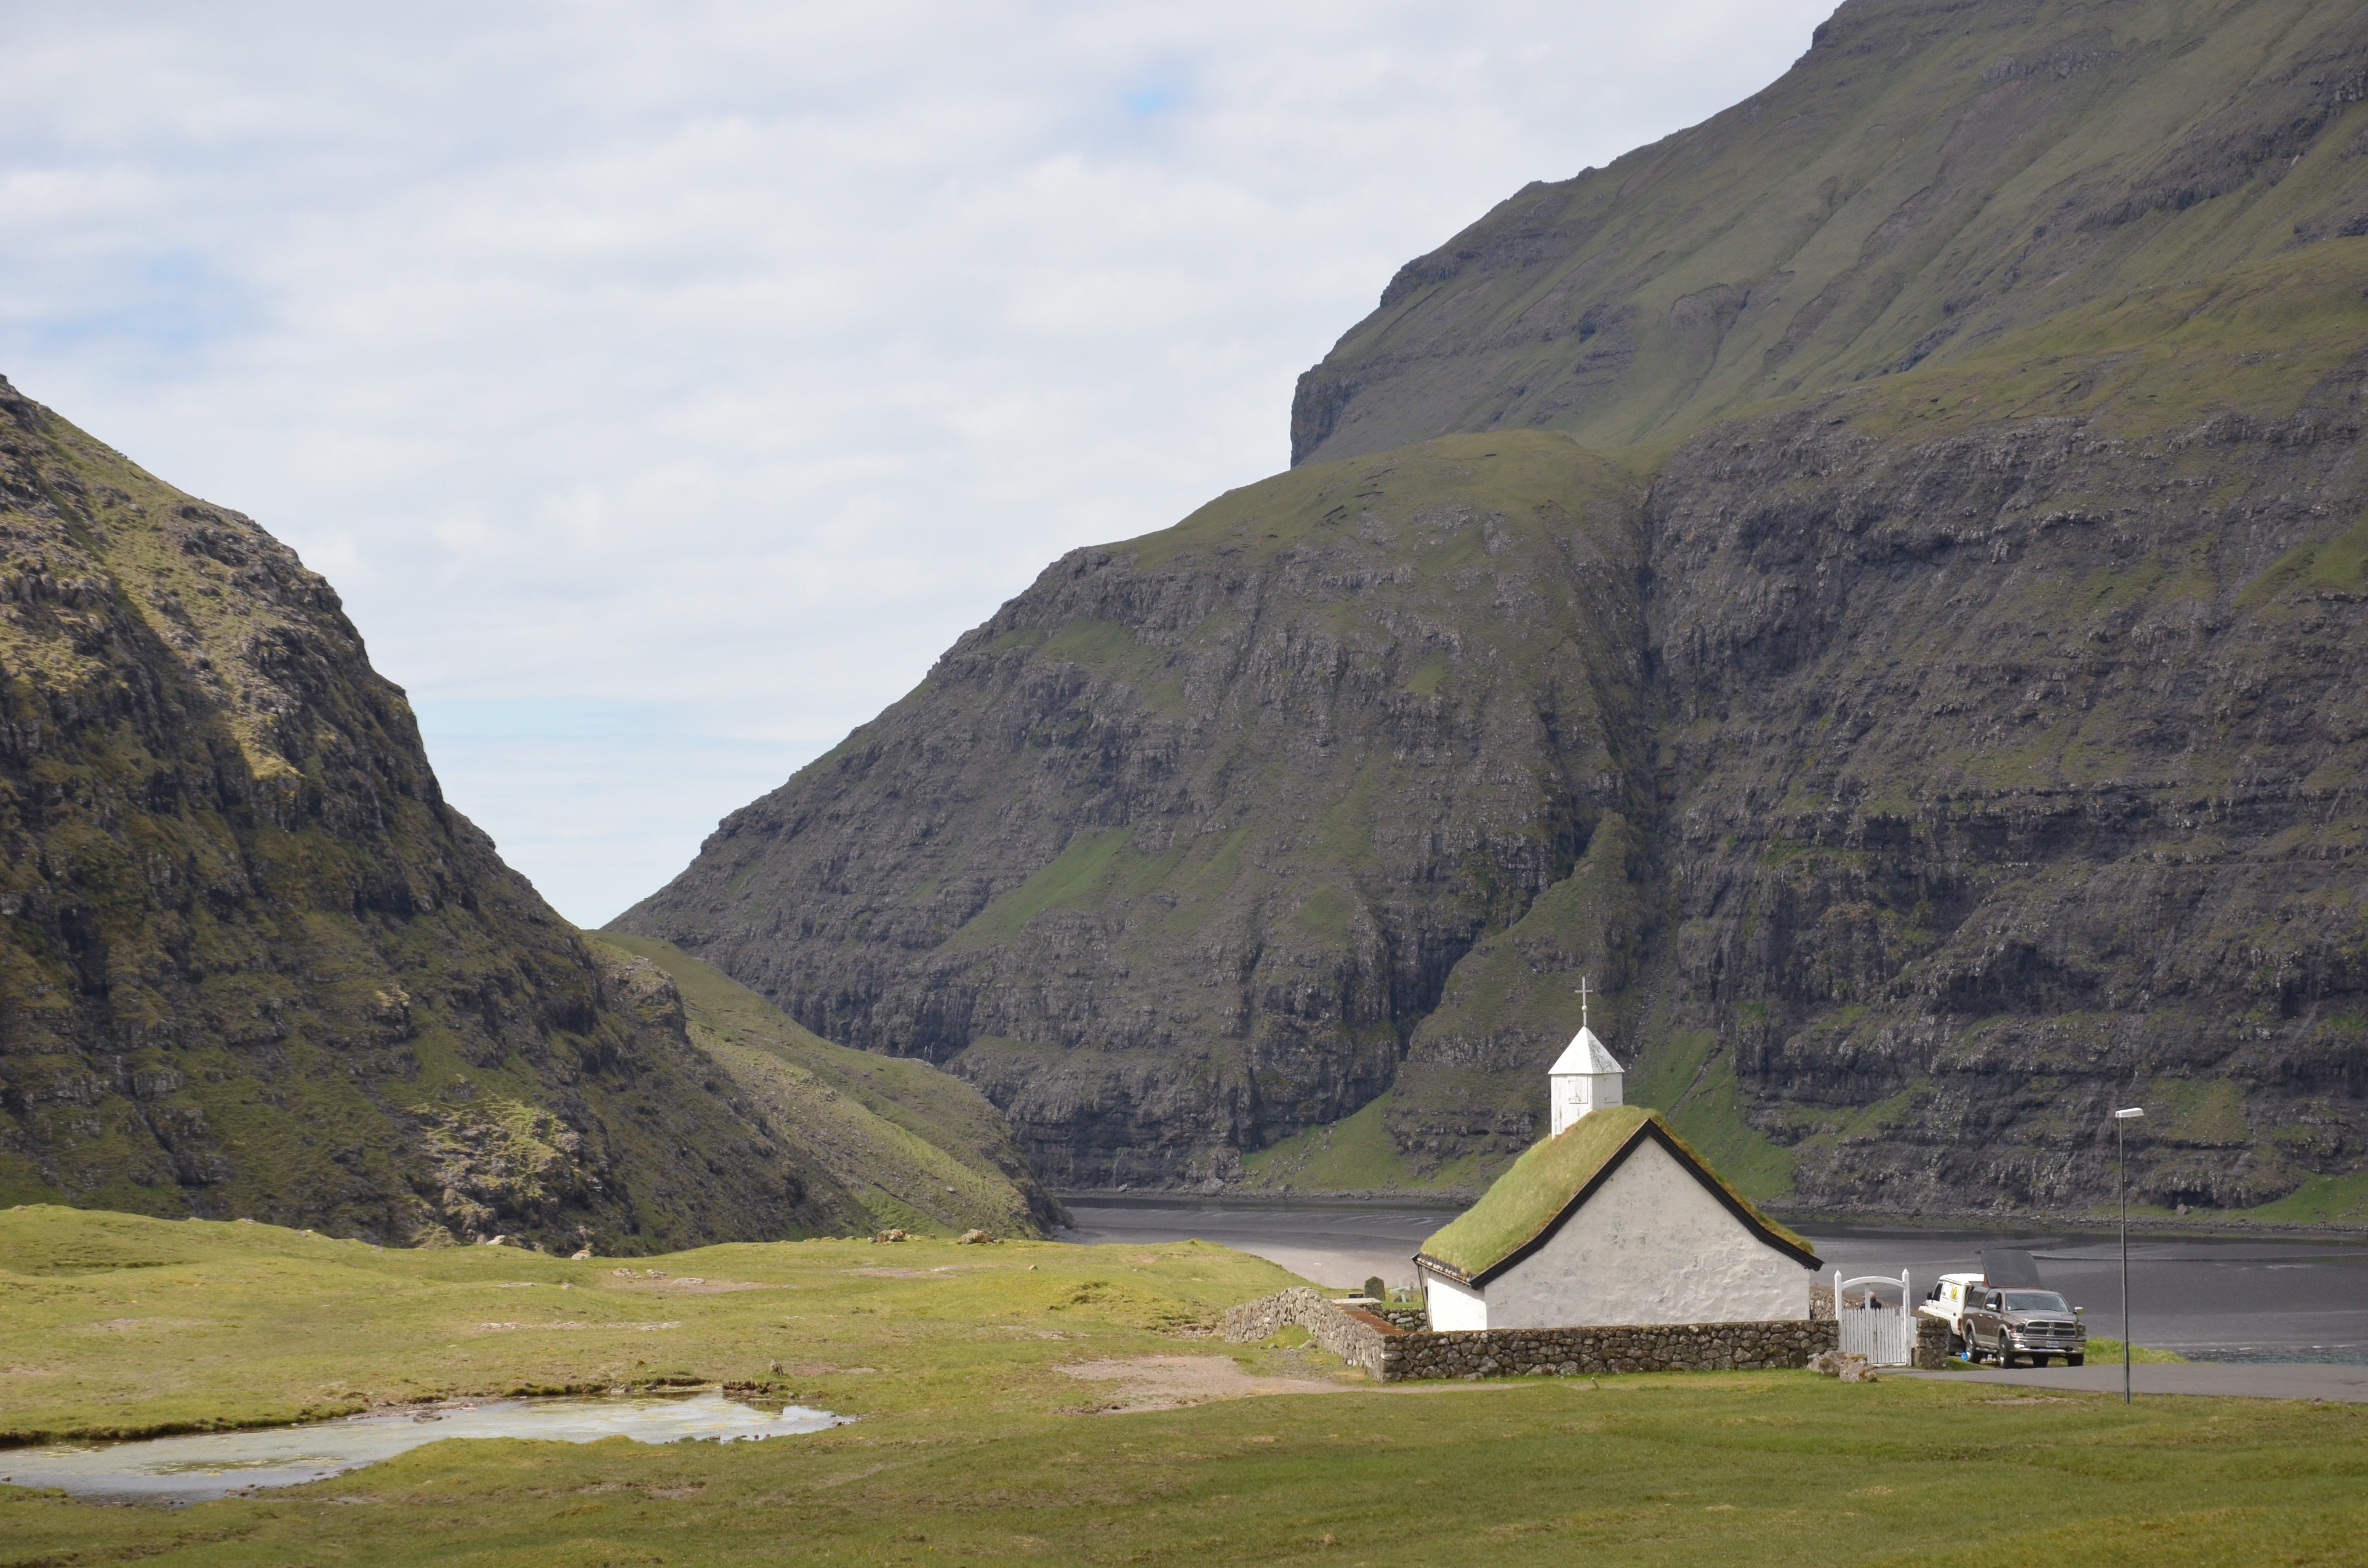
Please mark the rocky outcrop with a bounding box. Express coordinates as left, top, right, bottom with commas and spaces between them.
0, 374, 836, 1250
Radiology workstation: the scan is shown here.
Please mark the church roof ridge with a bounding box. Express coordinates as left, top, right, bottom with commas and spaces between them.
1413, 1106, 1818, 1286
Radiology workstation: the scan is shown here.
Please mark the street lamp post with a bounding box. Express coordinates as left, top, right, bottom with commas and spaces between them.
2115, 1105, 2146, 1405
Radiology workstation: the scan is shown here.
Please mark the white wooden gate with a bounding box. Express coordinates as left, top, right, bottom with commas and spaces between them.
1835, 1269, 1912, 1366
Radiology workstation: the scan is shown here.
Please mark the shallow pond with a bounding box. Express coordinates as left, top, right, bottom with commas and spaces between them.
0, 1391, 844, 1505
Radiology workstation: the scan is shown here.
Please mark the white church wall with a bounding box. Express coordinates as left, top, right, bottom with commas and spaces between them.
1422, 1272, 1488, 1332
1550, 1077, 1585, 1138
1485, 1139, 1810, 1328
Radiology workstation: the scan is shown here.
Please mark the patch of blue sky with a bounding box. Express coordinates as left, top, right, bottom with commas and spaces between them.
419, 730, 828, 923
0, 248, 260, 364
1122, 79, 1183, 117
1079, 69, 1188, 153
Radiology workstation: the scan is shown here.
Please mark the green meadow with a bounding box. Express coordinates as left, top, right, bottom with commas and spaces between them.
3, 1206, 2363, 1566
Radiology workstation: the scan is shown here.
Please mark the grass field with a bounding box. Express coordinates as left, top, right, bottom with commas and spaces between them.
3, 1206, 2362, 1566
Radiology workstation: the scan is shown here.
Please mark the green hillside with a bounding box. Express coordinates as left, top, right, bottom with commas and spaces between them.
590, 934, 1059, 1237
0, 376, 820, 1254
1293, 0, 2368, 464
618, 433, 1652, 1188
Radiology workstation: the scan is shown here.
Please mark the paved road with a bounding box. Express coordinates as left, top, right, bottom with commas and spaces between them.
1059, 1198, 2368, 1363
1899, 1362, 2368, 1401
1801, 1225, 2368, 1363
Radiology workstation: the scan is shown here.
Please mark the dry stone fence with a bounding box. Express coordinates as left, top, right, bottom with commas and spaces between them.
1384, 1319, 1840, 1379
1221, 1287, 1400, 1379
1223, 1287, 1862, 1382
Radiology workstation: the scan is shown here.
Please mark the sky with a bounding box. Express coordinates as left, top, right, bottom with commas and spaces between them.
0, 0, 1833, 925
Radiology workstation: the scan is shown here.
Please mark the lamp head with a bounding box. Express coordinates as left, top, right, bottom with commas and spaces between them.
2114, 1107, 2145, 1119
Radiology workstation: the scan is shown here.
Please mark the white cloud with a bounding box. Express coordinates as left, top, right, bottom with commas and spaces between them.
0, 0, 1831, 923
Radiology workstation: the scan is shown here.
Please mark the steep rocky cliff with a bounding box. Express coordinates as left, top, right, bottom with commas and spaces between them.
1629, 258, 2368, 1218
0, 375, 1037, 1248
623, 0, 2368, 1223
621, 440, 1648, 1187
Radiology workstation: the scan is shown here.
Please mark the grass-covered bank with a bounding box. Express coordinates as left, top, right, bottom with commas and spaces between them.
4, 1207, 2363, 1565
2078, 1337, 2188, 1366
588, 932, 1061, 1239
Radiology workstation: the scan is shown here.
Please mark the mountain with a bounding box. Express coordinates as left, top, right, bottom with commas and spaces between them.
620, 0, 2368, 1225
0, 375, 1044, 1248
620, 438, 1645, 1190
1294, 0, 2368, 464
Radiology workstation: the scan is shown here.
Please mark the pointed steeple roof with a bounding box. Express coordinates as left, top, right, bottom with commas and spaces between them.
1550, 1024, 1622, 1077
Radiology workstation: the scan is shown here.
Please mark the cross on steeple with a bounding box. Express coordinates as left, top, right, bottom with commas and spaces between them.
1549, 976, 1623, 1137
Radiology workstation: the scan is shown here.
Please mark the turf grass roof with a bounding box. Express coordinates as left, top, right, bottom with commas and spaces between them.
1415, 1105, 1819, 1285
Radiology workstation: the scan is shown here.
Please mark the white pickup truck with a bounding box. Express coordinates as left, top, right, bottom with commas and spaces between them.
1920, 1271, 2089, 1367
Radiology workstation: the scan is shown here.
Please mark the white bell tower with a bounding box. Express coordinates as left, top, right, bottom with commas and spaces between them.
1548, 978, 1625, 1137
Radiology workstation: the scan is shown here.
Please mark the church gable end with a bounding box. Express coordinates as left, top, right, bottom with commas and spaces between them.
1480, 1119, 1824, 1285
1416, 1110, 1819, 1288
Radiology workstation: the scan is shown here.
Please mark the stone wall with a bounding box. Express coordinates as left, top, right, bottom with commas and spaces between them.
1381, 1319, 1837, 1381
1223, 1289, 1840, 1382
1220, 1287, 1393, 1379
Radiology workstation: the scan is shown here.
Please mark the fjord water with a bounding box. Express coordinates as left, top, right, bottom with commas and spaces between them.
0, 1393, 843, 1505
1060, 1198, 2368, 1363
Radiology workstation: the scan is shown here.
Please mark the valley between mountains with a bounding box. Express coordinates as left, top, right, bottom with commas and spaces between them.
7, 0, 2368, 1239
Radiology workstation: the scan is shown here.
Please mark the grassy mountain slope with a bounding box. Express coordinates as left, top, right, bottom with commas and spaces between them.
0, 375, 913, 1252
591, 933, 1059, 1237
1393, 244, 2368, 1216
624, 0, 2368, 1222
1293, 0, 2368, 466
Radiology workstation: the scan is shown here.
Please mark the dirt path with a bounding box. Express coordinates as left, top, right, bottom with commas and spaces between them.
1055, 1355, 1356, 1413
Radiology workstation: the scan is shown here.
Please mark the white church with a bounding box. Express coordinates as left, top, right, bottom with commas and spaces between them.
1414, 995, 1823, 1332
